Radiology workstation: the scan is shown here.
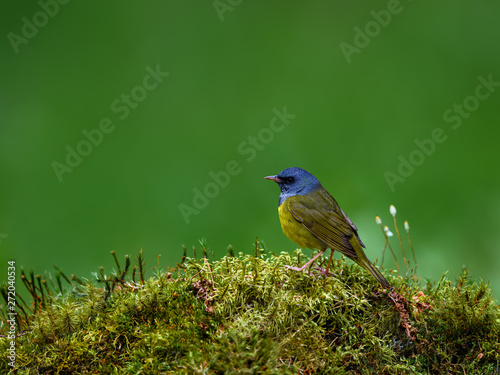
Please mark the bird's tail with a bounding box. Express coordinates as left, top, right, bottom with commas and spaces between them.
363, 259, 391, 288
347, 235, 391, 288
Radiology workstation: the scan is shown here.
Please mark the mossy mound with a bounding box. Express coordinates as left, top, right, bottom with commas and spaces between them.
1, 247, 499, 374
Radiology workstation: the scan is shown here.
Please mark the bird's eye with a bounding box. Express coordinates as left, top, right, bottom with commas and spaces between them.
285, 177, 295, 184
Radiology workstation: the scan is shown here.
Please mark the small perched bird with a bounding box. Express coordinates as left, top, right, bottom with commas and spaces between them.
265, 167, 390, 288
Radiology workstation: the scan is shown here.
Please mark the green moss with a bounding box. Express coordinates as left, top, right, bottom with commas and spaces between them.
1, 245, 499, 374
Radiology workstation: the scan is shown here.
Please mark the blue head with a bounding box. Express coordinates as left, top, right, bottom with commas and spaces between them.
265, 167, 322, 205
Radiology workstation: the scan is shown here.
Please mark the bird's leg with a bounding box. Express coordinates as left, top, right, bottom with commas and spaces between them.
325, 249, 335, 275
313, 249, 336, 277
285, 250, 326, 272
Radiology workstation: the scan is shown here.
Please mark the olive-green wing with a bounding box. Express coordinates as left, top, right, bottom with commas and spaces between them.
286, 190, 360, 260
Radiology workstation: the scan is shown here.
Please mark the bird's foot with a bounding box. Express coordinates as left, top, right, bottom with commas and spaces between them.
313, 264, 335, 278
284, 264, 311, 272
284, 263, 332, 278
284, 251, 326, 274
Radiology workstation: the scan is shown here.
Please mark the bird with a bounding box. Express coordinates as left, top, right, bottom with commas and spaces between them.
265, 167, 390, 288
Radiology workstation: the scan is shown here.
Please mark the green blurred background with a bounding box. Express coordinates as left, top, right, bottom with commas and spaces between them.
1, 1, 499, 300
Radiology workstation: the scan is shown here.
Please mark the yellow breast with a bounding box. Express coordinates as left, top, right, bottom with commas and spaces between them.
278, 197, 327, 250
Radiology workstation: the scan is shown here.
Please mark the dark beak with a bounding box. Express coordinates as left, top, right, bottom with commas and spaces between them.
264, 175, 282, 183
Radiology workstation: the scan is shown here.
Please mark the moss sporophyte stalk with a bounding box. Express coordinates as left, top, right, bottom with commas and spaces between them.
1, 208, 499, 374
1, 250, 499, 373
